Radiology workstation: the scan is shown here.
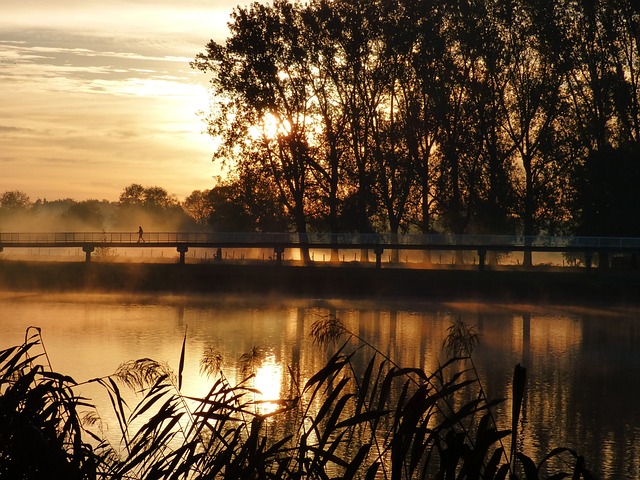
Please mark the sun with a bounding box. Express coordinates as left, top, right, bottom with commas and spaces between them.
248, 111, 292, 140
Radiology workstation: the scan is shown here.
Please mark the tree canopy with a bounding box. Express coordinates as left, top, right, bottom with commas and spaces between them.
192, 0, 640, 241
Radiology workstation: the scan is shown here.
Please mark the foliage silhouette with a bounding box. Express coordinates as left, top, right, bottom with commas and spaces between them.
192, 0, 640, 243
0, 322, 598, 479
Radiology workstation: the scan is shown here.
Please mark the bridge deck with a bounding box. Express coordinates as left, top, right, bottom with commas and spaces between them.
0, 232, 640, 254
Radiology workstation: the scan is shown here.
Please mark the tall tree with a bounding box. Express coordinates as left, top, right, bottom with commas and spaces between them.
0, 190, 31, 210
183, 190, 213, 229
501, 0, 569, 266
609, 0, 640, 145
370, 0, 419, 244
296, 0, 351, 259
406, 0, 445, 237
427, 0, 488, 262
319, 0, 385, 242
466, 0, 518, 237
193, 0, 316, 262
564, 0, 639, 266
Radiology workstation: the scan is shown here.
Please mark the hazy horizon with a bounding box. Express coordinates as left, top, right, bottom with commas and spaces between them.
1, 1, 259, 202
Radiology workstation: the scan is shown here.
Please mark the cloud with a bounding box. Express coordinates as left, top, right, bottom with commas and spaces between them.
2, 2, 238, 46
0, 125, 34, 135
0, 1, 249, 201
0, 31, 209, 98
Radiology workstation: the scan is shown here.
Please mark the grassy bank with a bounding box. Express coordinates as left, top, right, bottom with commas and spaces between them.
0, 260, 638, 305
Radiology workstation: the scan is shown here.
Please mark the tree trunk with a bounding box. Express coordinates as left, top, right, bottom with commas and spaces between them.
328, 140, 340, 263
389, 219, 400, 263
598, 251, 610, 270
420, 179, 432, 265
522, 156, 534, 268
293, 205, 311, 264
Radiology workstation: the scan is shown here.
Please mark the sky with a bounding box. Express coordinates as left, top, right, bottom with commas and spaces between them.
1, 0, 248, 202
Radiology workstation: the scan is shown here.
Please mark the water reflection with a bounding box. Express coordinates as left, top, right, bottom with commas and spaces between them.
1, 292, 639, 479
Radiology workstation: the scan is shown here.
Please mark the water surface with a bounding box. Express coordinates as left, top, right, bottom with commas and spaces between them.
1, 292, 638, 479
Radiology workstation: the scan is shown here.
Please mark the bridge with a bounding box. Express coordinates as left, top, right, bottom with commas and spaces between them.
1, 232, 640, 268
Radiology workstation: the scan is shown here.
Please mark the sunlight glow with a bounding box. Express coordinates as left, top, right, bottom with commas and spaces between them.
249, 112, 292, 140
253, 355, 283, 415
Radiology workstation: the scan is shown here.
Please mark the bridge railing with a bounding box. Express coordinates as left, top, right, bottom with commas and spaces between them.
2, 232, 640, 249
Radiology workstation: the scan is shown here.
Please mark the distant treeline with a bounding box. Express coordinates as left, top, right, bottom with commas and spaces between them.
189, 0, 640, 249
0, 186, 197, 232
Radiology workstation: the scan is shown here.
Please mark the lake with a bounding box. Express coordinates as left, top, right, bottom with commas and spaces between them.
1, 291, 638, 479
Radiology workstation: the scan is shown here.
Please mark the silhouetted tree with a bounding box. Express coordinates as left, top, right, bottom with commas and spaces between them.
297, 1, 352, 259
115, 184, 194, 231
206, 174, 289, 232
562, 0, 639, 266
573, 143, 640, 238
370, 0, 420, 243
61, 200, 106, 231
398, 0, 443, 238
0, 191, 31, 210
118, 183, 146, 206
191, 0, 640, 249
610, 0, 640, 146
194, 0, 319, 262
183, 190, 212, 229
500, 0, 570, 265
464, 0, 518, 237
430, 1, 481, 247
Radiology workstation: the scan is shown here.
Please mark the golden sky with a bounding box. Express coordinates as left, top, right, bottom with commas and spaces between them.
1, 0, 244, 202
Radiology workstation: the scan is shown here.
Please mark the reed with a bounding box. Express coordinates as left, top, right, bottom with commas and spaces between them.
0, 321, 597, 479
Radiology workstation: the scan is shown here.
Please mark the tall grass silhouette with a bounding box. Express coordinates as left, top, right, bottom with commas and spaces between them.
0, 319, 597, 479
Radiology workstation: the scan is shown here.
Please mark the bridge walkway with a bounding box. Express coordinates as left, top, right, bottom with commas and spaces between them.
1, 232, 639, 268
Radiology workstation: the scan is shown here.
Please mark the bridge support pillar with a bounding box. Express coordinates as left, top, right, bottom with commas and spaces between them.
478, 249, 486, 271
177, 245, 189, 264
585, 251, 593, 272
274, 246, 285, 265
82, 246, 95, 262
373, 246, 384, 269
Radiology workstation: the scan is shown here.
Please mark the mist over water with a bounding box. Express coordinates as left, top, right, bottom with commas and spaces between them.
1, 292, 638, 479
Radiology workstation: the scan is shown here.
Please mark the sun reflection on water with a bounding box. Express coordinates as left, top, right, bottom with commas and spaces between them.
252, 355, 283, 415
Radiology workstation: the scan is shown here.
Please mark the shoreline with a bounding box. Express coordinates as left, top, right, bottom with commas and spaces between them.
0, 260, 639, 306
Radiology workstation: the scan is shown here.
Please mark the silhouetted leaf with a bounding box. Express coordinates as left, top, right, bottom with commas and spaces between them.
517, 451, 539, 479
342, 443, 372, 479
178, 326, 187, 391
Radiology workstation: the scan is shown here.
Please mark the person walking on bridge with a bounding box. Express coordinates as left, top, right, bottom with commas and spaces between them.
137, 226, 145, 243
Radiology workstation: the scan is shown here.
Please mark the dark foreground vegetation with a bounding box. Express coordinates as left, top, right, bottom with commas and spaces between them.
0, 260, 639, 306
0, 319, 597, 479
